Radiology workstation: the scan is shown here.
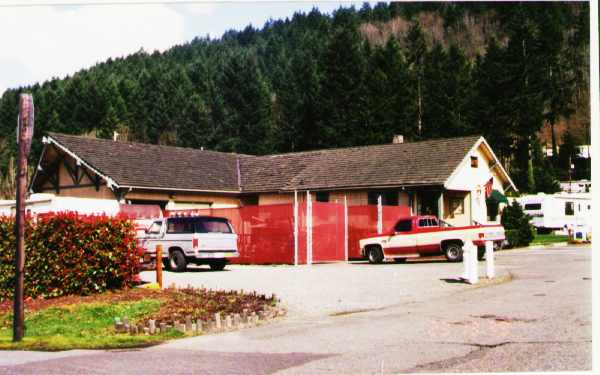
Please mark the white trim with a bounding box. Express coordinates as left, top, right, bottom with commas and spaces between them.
344, 195, 348, 262
377, 195, 383, 234
45, 135, 117, 189
294, 190, 298, 266
444, 136, 517, 192
306, 190, 312, 265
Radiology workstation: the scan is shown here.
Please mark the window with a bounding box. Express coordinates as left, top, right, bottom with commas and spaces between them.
487, 202, 499, 222
449, 197, 464, 215
394, 219, 412, 232
147, 221, 162, 234
368, 191, 398, 206
316, 192, 330, 203
195, 218, 232, 234
524, 203, 542, 211
418, 218, 439, 227
470, 156, 478, 168
167, 218, 195, 234
565, 202, 574, 216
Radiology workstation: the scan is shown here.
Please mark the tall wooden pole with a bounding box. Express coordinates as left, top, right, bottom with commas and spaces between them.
13, 94, 34, 342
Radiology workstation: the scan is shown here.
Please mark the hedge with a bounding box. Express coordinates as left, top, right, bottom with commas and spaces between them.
0, 212, 139, 301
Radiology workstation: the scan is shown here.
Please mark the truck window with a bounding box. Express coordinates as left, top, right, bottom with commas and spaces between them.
418, 219, 429, 227
195, 218, 232, 234
428, 218, 439, 227
147, 221, 162, 234
394, 219, 412, 232
167, 218, 195, 234
524, 203, 542, 210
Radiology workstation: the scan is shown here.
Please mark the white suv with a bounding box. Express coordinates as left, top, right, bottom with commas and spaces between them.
141, 216, 239, 272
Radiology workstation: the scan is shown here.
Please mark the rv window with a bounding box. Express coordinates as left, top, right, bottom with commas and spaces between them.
524, 203, 542, 210
565, 202, 575, 216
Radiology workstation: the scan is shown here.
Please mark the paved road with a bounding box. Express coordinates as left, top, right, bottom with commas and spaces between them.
0, 245, 592, 374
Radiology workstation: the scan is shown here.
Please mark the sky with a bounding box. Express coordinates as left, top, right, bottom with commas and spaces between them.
0, 1, 364, 96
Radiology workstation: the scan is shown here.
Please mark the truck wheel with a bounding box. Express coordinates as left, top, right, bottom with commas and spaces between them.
367, 246, 384, 264
162, 258, 171, 271
209, 260, 227, 271
477, 246, 485, 261
169, 250, 187, 272
444, 243, 463, 262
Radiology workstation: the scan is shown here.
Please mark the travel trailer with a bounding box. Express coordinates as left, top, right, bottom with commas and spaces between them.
515, 193, 591, 234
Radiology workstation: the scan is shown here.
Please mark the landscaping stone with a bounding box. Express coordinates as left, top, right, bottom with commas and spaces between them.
233, 313, 242, 328
225, 314, 233, 329
143, 327, 150, 335
149, 320, 156, 334
159, 322, 167, 333
196, 319, 203, 333
185, 315, 192, 332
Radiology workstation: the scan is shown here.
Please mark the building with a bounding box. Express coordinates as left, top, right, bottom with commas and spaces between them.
30, 133, 516, 226
560, 179, 591, 194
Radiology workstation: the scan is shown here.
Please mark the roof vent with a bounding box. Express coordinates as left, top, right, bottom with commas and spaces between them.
392, 135, 404, 144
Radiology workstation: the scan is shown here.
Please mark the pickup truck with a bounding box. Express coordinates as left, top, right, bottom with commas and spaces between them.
359, 215, 505, 263
140, 216, 239, 272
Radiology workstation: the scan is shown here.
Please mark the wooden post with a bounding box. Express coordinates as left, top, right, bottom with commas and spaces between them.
13, 94, 34, 342
156, 244, 163, 289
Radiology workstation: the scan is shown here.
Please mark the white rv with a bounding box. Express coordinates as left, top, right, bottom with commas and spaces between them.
515, 193, 591, 234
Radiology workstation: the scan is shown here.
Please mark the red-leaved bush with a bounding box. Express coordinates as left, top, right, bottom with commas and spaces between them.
0, 212, 139, 301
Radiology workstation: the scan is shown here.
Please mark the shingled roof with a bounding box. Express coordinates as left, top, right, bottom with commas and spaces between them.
240, 136, 482, 192
39, 133, 485, 193
45, 132, 242, 192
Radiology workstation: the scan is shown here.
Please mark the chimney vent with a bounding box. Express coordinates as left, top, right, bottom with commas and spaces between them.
393, 135, 404, 144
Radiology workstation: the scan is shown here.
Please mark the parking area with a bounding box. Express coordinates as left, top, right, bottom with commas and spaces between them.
140, 257, 508, 318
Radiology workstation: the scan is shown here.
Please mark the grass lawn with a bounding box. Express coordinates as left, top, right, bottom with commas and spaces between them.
531, 233, 569, 246
0, 287, 275, 351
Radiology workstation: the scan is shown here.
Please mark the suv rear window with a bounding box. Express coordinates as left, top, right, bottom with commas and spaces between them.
195, 218, 232, 233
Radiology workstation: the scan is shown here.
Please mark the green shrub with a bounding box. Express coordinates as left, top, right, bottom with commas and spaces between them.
0, 213, 139, 301
501, 201, 535, 248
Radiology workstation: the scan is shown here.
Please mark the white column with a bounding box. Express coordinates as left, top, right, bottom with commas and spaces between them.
294, 190, 298, 266
461, 244, 470, 280
465, 241, 479, 284
438, 191, 444, 221
306, 190, 312, 265
344, 195, 348, 262
377, 195, 383, 234
485, 240, 495, 278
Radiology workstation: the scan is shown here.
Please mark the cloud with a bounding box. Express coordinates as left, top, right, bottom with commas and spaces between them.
0, 4, 186, 92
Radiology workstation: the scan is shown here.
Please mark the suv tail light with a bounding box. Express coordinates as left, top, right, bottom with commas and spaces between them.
478, 233, 485, 239
192, 238, 199, 249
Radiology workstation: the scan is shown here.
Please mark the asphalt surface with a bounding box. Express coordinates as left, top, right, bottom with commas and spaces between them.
0, 245, 592, 374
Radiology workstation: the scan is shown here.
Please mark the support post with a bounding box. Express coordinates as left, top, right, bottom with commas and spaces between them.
294, 190, 298, 266
13, 94, 34, 343
438, 191, 444, 221
485, 240, 495, 278
306, 190, 312, 265
377, 195, 383, 234
344, 195, 348, 262
156, 244, 163, 289
464, 241, 479, 284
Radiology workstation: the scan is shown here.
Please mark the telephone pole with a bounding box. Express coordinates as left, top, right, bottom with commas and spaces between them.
13, 94, 34, 342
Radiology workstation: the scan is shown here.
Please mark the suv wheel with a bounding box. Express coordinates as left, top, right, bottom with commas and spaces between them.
169, 250, 187, 272
444, 243, 463, 262
367, 246, 384, 264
